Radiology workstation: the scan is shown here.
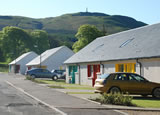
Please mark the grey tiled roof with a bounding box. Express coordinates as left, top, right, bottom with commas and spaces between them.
9, 51, 38, 65
65, 23, 160, 64
26, 46, 65, 66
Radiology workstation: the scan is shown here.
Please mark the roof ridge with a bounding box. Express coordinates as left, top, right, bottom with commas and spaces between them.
97, 22, 160, 40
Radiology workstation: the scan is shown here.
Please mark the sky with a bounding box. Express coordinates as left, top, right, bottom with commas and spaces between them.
0, 0, 160, 24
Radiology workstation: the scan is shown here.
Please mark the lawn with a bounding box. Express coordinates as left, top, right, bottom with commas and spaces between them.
132, 97, 160, 108
0, 62, 8, 73
33, 79, 95, 90
0, 67, 8, 72
66, 92, 95, 94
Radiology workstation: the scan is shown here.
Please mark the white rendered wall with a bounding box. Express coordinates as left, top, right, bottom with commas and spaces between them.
43, 47, 74, 71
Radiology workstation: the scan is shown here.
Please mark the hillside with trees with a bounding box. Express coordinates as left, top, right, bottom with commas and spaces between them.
0, 12, 147, 48
0, 12, 147, 62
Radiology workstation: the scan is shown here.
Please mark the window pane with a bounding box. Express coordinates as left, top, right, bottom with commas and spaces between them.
131, 74, 145, 82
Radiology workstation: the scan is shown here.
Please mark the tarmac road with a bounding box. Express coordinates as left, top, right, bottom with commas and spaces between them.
0, 73, 125, 115
0, 77, 60, 115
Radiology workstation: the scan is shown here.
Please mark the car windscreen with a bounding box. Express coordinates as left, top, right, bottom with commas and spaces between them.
99, 74, 110, 79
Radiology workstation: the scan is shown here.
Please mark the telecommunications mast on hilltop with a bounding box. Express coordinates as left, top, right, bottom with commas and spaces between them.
86, 8, 88, 12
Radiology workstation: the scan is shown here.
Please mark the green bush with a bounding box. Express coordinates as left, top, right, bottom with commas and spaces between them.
25, 75, 35, 81
91, 93, 134, 106
0, 63, 8, 72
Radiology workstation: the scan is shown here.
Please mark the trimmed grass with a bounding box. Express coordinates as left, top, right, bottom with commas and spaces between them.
49, 85, 94, 90
132, 97, 160, 108
33, 79, 94, 90
0, 67, 8, 72
66, 92, 95, 94
0, 62, 8, 72
35, 79, 66, 85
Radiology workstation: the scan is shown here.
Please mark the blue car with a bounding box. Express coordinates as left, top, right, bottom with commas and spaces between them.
26, 68, 58, 80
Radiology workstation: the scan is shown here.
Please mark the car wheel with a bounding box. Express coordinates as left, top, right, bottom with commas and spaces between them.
52, 76, 58, 81
109, 87, 121, 94
31, 74, 36, 79
152, 88, 160, 98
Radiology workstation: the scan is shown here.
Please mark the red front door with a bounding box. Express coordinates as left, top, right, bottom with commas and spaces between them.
92, 65, 100, 86
15, 65, 20, 73
28, 66, 32, 70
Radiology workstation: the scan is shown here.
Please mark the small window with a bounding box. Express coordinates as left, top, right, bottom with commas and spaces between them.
119, 38, 135, 48
42, 69, 49, 73
131, 74, 145, 82
99, 74, 110, 79
92, 44, 104, 52
114, 74, 128, 81
128, 75, 136, 81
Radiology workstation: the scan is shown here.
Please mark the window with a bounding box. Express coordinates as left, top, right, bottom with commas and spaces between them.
87, 65, 91, 77
68, 66, 78, 76
114, 74, 128, 81
87, 65, 94, 77
87, 65, 100, 77
115, 63, 136, 73
130, 74, 145, 82
119, 38, 135, 48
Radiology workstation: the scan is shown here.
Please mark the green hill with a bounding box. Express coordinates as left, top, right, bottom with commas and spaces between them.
0, 12, 147, 48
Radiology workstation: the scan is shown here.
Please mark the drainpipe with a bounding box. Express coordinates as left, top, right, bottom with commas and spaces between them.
78, 65, 81, 85
100, 62, 104, 74
76, 64, 81, 85
136, 59, 142, 75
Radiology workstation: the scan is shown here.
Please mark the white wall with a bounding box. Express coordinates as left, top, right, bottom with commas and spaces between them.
103, 63, 115, 73
140, 58, 160, 83
43, 47, 74, 71
66, 58, 160, 86
79, 64, 92, 86
65, 66, 69, 83
19, 53, 38, 74
10, 52, 38, 74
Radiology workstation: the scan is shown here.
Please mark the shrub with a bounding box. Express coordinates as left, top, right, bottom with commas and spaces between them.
0, 63, 8, 72
25, 75, 35, 81
91, 93, 134, 106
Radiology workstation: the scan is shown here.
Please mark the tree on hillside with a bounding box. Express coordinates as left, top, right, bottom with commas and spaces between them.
1, 26, 32, 61
72, 24, 104, 52
0, 32, 5, 61
30, 30, 50, 54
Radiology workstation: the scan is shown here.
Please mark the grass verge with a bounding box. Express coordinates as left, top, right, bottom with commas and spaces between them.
132, 97, 160, 108
0, 67, 8, 72
26, 77, 94, 90
66, 92, 95, 94
48, 85, 94, 90
0, 62, 8, 72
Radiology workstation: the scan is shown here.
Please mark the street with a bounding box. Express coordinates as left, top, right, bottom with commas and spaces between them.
0, 80, 60, 114
0, 73, 125, 115
0, 74, 61, 115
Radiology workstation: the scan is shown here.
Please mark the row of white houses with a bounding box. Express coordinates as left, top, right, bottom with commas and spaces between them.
9, 46, 74, 74
9, 23, 160, 87
64, 23, 160, 86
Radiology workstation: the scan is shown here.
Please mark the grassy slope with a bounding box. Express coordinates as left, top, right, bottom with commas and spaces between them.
0, 12, 147, 48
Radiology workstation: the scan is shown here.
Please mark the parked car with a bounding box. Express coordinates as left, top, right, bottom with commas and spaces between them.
94, 72, 160, 98
26, 68, 58, 80
51, 69, 66, 79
